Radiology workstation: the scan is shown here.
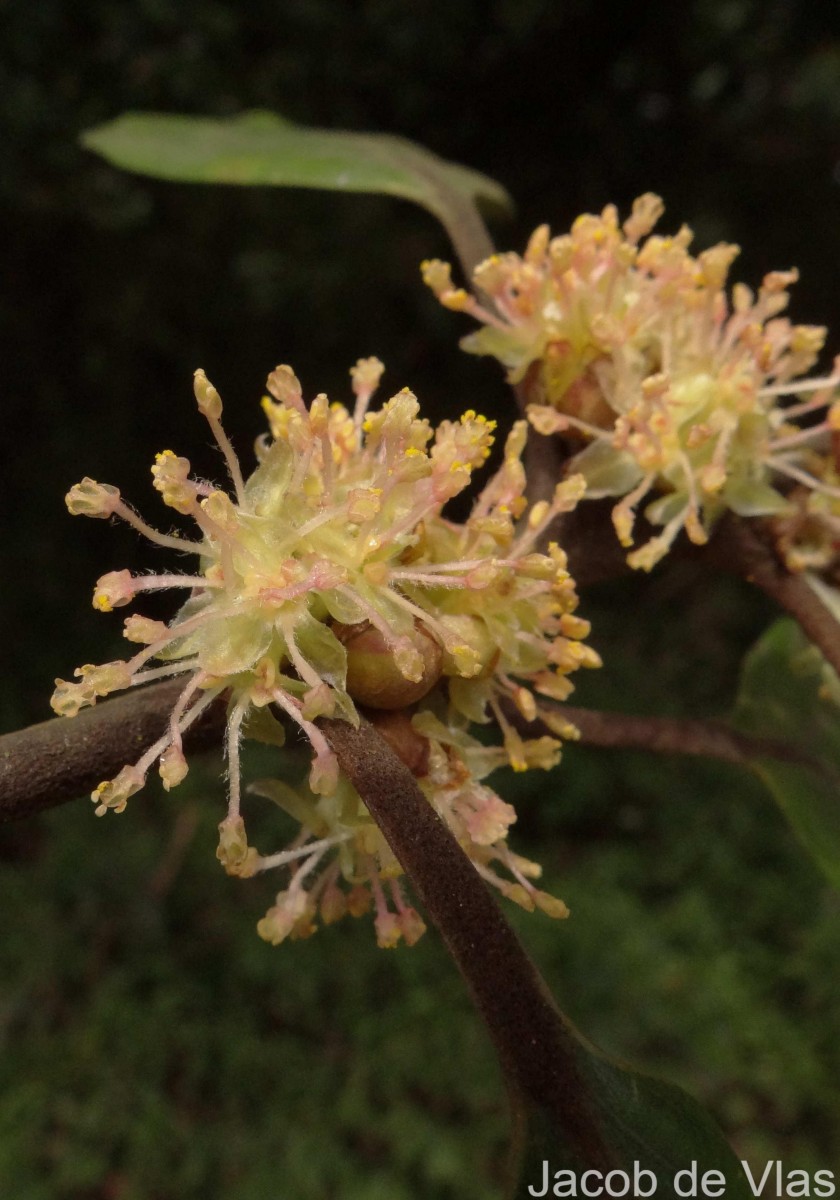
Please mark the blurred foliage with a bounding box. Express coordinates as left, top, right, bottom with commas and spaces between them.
0, 763, 507, 1200
4, 0, 840, 1193
3, 725, 840, 1196
735, 617, 840, 891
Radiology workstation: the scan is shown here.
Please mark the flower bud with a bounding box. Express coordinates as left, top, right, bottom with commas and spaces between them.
159, 744, 189, 791
397, 908, 427, 946
92, 765, 145, 816
265, 364, 305, 413
151, 450, 195, 513
256, 889, 309, 945
193, 369, 222, 420
350, 356, 385, 401
93, 570, 136, 612
123, 614, 169, 644
374, 910, 402, 949
534, 890, 570, 919
216, 816, 258, 877
65, 478, 120, 518
335, 621, 443, 709
320, 883, 347, 925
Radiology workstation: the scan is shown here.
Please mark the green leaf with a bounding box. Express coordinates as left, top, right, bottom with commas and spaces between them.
248, 777, 321, 831
510, 1029, 752, 1199
80, 111, 511, 267
733, 615, 840, 890
241, 706, 286, 749
569, 439, 644, 499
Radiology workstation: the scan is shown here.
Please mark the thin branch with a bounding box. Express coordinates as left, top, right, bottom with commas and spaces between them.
509, 701, 819, 772
512, 374, 638, 584
706, 515, 840, 680
0, 681, 614, 1166
549, 497, 637, 588
319, 714, 615, 1170
0, 679, 226, 823
0, 676, 815, 1166
2, 669, 817, 827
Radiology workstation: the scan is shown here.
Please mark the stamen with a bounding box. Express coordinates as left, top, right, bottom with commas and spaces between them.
210, 418, 247, 504
254, 833, 353, 874
130, 660, 199, 686
125, 601, 237, 676
761, 373, 840, 398
225, 695, 250, 822
131, 573, 219, 594
768, 422, 831, 453
271, 688, 338, 794
134, 681, 225, 778
278, 618, 323, 690
113, 500, 204, 553
770, 458, 840, 500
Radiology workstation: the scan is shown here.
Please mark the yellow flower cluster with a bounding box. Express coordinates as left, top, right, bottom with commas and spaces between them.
53, 360, 597, 947
425, 197, 840, 572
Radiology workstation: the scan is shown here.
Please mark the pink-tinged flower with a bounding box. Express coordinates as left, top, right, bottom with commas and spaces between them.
771, 447, 840, 575
54, 358, 595, 946
239, 706, 569, 950
425, 197, 840, 571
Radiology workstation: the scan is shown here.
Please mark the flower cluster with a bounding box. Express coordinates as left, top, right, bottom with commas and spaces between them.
771, 451, 840, 576
228, 708, 568, 950
424, 196, 840, 571
53, 360, 598, 946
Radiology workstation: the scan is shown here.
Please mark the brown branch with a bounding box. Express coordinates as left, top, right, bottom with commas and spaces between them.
0, 685, 614, 1165
514, 702, 818, 772
319, 715, 614, 1170
0, 679, 226, 823
705, 515, 840, 680
2, 667, 817, 828
511, 377, 637, 585
0, 674, 814, 1167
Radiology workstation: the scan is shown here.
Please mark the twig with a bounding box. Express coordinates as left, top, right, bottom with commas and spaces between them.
1, 670, 817, 827
0, 679, 226, 823
0, 677, 816, 1166
320, 714, 614, 1169
706, 515, 840, 680
512, 702, 818, 772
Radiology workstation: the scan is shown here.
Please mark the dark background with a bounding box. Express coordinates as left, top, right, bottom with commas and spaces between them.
3, 3, 840, 1197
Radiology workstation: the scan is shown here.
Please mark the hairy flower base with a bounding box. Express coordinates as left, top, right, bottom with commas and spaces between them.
425, 197, 840, 573
53, 359, 596, 946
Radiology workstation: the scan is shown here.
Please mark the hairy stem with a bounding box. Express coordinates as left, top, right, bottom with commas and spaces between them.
0, 680, 226, 822
319, 714, 614, 1169
1, 678, 816, 825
